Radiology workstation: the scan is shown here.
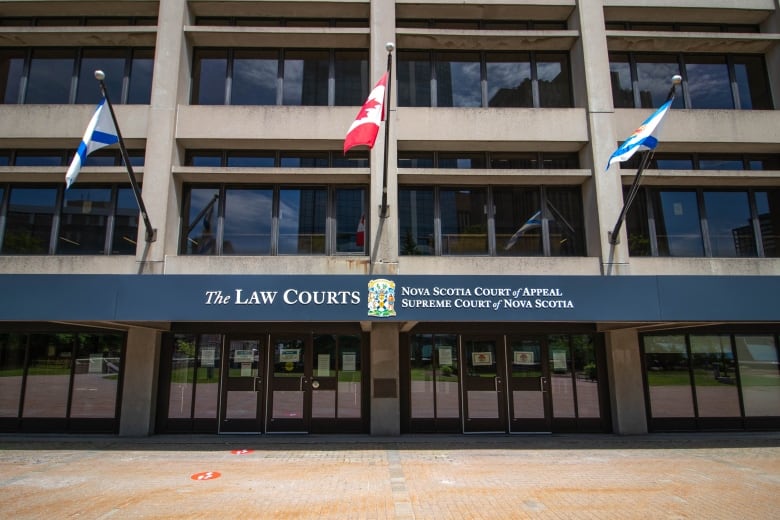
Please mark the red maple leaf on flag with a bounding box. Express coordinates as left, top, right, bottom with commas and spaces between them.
344, 72, 388, 154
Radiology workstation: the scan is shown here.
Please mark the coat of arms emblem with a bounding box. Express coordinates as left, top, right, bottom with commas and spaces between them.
367, 278, 396, 317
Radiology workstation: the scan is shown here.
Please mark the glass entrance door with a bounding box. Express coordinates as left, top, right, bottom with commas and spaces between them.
462, 337, 507, 432
267, 336, 309, 432
507, 337, 552, 432
219, 337, 265, 433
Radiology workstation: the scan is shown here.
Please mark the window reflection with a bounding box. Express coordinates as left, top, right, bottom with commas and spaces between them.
283, 50, 329, 106
494, 187, 542, 256
279, 187, 327, 254
0, 333, 26, 418
58, 187, 112, 254
486, 53, 532, 107
232, 50, 278, 105
689, 335, 740, 417
3, 187, 57, 254
399, 188, 435, 256
644, 335, 695, 418
435, 52, 481, 107
653, 190, 704, 257
685, 56, 733, 109
703, 191, 755, 257
636, 55, 683, 109
440, 188, 488, 255
223, 188, 273, 255
736, 335, 780, 417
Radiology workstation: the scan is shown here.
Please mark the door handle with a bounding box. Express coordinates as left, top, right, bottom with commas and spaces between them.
254, 377, 262, 392
540, 376, 547, 392
300, 376, 307, 391
495, 376, 501, 391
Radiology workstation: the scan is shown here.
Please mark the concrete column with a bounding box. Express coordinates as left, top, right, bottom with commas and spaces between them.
605, 328, 647, 434
762, 2, 780, 106
570, 0, 631, 274
135, 0, 189, 273
370, 321, 401, 435
119, 327, 161, 436
369, 0, 399, 274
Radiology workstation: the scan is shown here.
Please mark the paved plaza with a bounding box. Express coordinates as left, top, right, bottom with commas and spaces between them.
1, 432, 779, 519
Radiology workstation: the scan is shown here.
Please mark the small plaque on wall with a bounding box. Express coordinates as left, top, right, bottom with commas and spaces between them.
373, 378, 397, 398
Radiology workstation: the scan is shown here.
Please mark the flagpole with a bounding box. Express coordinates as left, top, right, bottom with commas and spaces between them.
380, 42, 394, 218
608, 75, 681, 246
94, 70, 157, 243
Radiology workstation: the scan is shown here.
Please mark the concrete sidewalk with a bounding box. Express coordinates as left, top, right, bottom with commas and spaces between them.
1, 432, 779, 519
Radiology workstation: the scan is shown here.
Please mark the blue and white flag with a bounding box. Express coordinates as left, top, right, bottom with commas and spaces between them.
65, 98, 119, 189
606, 98, 673, 170
505, 210, 542, 250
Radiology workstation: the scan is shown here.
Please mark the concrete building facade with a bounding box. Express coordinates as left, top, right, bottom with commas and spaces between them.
0, 0, 778, 437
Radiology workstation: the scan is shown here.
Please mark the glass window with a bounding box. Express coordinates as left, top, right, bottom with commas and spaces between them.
548, 335, 575, 418
337, 335, 362, 418
76, 49, 125, 104
183, 188, 220, 255
14, 152, 64, 166
609, 53, 634, 108
127, 49, 153, 104
435, 52, 481, 107
58, 186, 112, 254
635, 55, 683, 108
223, 188, 273, 255
278, 187, 327, 254
438, 153, 485, 169
226, 153, 275, 167
547, 188, 585, 256
168, 334, 196, 419
410, 334, 435, 418
625, 187, 651, 256
644, 335, 695, 418
735, 335, 780, 417
440, 187, 487, 255
755, 190, 780, 257
188, 153, 222, 167
733, 56, 772, 110
495, 187, 542, 256
703, 191, 755, 257
537, 53, 571, 107
335, 188, 366, 254
486, 52, 532, 107
689, 335, 740, 417
2, 187, 57, 254
652, 154, 694, 169
23, 334, 73, 417
70, 333, 122, 418
653, 190, 704, 256
399, 188, 435, 256
232, 50, 278, 105
573, 335, 600, 418
194, 334, 221, 419
111, 187, 139, 254
192, 50, 227, 105
279, 152, 328, 168
490, 152, 537, 169
26, 49, 75, 103
283, 50, 329, 106
334, 51, 368, 106
685, 55, 733, 109
0, 49, 25, 104
398, 152, 434, 168
0, 333, 26, 417
398, 51, 432, 107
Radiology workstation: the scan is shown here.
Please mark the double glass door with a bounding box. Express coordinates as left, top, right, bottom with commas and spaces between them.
266, 334, 363, 433
461, 336, 553, 433
216, 334, 364, 434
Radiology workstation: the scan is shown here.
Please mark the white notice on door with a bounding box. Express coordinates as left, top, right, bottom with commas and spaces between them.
317, 354, 330, 377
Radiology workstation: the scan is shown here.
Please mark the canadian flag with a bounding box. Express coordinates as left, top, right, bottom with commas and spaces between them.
356, 214, 365, 247
343, 72, 388, 154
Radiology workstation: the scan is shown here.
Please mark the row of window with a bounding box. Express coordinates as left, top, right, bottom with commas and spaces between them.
5, 150, 778, 172
610, 53, 771, 109
2, 46, 772, 110
0, 17, 156, 27
0, 48, 153, 105
0, 331, 124, 432
642, 333, 780, 425
626, 188, 780, 258
0, 150, 143, 167
2, 183, 779, 259
0, 185, 139, 255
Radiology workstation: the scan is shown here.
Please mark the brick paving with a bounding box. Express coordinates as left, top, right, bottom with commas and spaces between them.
1, 433, 779, 519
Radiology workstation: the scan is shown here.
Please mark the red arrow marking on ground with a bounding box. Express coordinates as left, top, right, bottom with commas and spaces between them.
191, 471, 221, 481
231, 449, 254, 455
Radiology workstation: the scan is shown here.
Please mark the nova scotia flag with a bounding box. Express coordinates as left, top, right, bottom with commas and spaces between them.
65, 98, 119, 188
505, 210, 542, 250
606, 98, 673, 170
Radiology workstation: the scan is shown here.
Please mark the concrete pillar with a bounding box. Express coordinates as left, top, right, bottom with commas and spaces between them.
370, 321, 401, 435
369, 0, 399, 273
119, 327, 161, 436
762, 2, 780, 107
135, 0, 189, 273
605, 328, 647, 434
570, 0, 631, 275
